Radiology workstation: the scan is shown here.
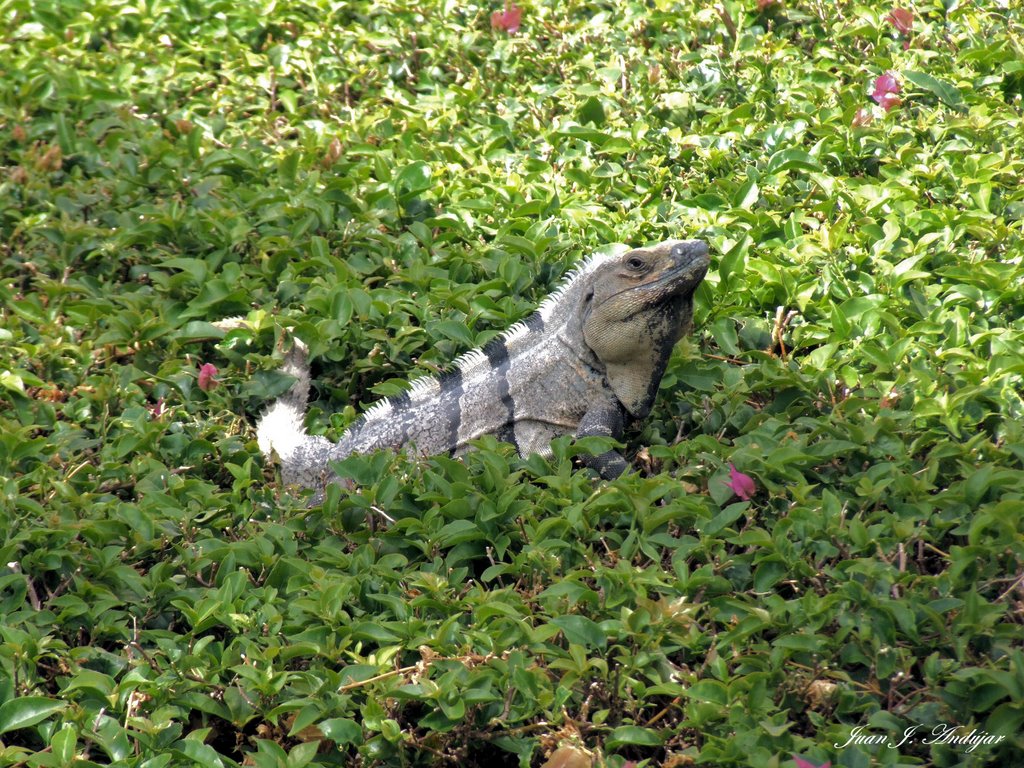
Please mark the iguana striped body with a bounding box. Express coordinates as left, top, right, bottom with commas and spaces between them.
258, 239, 709, 491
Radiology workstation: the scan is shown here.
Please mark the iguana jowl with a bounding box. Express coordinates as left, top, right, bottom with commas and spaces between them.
258, 239, 709, 490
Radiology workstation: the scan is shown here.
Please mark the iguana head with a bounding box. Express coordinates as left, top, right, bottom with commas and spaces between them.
581, 239, 709, 418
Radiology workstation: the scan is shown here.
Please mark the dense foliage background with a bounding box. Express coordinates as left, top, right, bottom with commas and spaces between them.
2, 0, 1023, 766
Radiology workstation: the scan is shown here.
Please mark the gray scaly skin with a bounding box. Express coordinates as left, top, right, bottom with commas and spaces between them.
257, 239, 710, 491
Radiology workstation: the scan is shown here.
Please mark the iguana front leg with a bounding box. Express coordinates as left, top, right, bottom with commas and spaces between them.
576, 396, 630, 479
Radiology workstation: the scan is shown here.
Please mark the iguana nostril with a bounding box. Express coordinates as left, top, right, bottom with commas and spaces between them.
671, 240, 710, 262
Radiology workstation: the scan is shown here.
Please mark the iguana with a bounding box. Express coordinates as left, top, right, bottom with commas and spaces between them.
256, 239, 709, 491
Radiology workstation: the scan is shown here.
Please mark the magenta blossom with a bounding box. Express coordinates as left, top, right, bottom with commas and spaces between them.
198, 363, 219, 392
148, 397, 166, 418
871, 71, 902, 111
724, 463, 756, 501
793, 757, 831, 768
885, 8, 913, 36
491, 2, 522, 34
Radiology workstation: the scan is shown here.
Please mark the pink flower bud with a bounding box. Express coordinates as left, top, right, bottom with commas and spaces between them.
491, 2, 522, 34
885, 8, 913, 36
724, 463, 756, 501
870, 71, 902, 111
198, 363, 219, 392
793, 756, 831, 768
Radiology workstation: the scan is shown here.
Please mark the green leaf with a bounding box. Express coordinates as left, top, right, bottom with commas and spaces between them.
838, 295, 882, 324
685, 680, 728, 705
172, 739, 226, 768
577, 96, 606, 126
605, 725, 665, 748
320, 717, 363, 746
765, 149, 822, 175
773, 633, 826, 652
903, 70, 965, 108
702, 501, 747, 535
286, 740, 320, 768
0, 697, 64, 734
55, 114, 76, 153
0, 370, 26, 394
50, 725, 77, 764
732, 178, 759, 210
278, 150, 300, 187
395, 161, 432, 199
985, 702, 1024, 737
753, 559, 787, 592
718, 236, 749, 290
172, 321, 228, 341
349, 622, 401, 643
549, 615, 607, 650
62, 669, 115, 698
286, 704, 324, 737
555, 125, 612, 144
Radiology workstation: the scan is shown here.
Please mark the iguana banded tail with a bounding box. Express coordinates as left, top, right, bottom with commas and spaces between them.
258, 239, 709, 490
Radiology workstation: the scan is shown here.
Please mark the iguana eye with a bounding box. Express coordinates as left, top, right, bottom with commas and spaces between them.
626, 256, 646, 271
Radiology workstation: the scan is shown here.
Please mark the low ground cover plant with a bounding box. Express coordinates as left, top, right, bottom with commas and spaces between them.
1, 1, 1022, 766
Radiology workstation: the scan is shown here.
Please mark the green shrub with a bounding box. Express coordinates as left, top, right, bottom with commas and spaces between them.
1, 1, 1022, 766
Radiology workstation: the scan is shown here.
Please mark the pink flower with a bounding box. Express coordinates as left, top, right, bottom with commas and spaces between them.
148, 397, 166, 418
757, 0, 779, 10
885, 8, 913, 36
491, 2, 522, 34
198, 363, 219, 392
793, 757, 831, 768
724, 463, 756, 501
870, 71, 902, 111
